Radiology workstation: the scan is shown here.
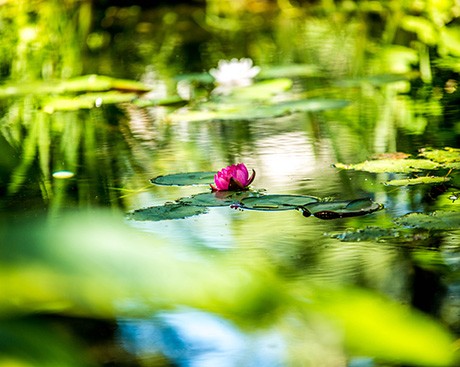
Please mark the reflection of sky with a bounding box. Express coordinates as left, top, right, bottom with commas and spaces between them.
128, 207, 236, 249
253, 132, 316, 192
119, 308, 286, 367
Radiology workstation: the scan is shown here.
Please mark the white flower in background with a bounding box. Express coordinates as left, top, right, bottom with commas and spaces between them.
209, 58, 260, 88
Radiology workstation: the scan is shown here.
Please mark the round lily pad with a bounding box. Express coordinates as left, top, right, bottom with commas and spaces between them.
128, 203, 208, 221
178, 191, 254, 207
301, 198, 383, 219
151, 172, 216, 186
240, 194, 319, 211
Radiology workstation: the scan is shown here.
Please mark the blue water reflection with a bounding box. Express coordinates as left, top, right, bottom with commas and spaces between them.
119, 308, 286, 367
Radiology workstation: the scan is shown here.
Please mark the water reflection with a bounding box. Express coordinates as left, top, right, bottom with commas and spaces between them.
119, 308, 286, 367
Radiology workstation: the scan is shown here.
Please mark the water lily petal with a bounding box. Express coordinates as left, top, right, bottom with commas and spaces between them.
233, 163, 249, 185
211, 163, 255, 191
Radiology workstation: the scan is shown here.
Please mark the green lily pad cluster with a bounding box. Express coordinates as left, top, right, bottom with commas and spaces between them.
168, 78, 349, 123
0, 74, 185, 112
329, 147, 460, 243
129, 172, 384, 221
334, 147, 459, 186
329, 210, 460, 243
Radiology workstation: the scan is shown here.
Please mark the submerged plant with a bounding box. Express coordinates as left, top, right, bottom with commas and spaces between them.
209, 58, 260, 89
211, 163, 255, 192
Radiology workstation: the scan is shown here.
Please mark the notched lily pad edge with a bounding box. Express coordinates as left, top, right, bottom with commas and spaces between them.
127, 202, 209, 221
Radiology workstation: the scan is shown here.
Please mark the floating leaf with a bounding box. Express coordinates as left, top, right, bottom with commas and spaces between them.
128, 204, 208, 221
372, 152, 411, 160
240, 194, 319, 211
174, 72, 215, 84
133, 95, 187, 108
43, 92, 138, 112
328, 226, 422, 242
395, 211, 460, 230
178, 191, 253, 207
151, 172, 216, 186
334, 159, 440, 173
56, 74, 151, 93
258, 64, 321, 79
383, 176, 451, 186
0, 74, 150, 98
418, 147, 460, 164
335, 73, 409, 87
228, 78, 293, 100
170, 98, 349, 123
301, 198, 383, 219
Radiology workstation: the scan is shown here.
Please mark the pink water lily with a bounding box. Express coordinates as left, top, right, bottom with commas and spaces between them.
211, 163, 255, 191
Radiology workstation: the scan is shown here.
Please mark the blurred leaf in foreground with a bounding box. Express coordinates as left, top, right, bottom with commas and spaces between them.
0, 211, 457, 366
305, 286, 457, 367
0, 211, 282, 321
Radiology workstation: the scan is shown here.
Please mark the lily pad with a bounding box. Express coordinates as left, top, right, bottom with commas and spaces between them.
178, 191, 253, 207
170, 98, 349, 123
395, 211, 460, 230
335, 73, 408, 87
228, 78, 293, 100
43, 92, 138, 113
151, 172, 216, 186
240, 194, 319, 211
328, 226, 421, 242
258, 64, 321, 79
334, 159, 440, 173
418, 147, 460, 164
0, 74, 151, 98
133, 95, 187, 108
128, 203, 208, 221
383, 176, 451, 186
301, 198, 383, 219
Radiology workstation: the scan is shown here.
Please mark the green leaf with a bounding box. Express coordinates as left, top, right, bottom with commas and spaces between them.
401, 16, 438, 45
228, 78, 293, 100
328, 226, 412, 242
307, 286, 456, 367
170, 98, 349, 123
128, 203, 209, 221
258, 64, 321, 79
240, 194, 319, 211
43, 92, 138, 112
440, 26, 460, 57
301, 198, 383, 219
395, 211, 460, 230
0, 74, 151, 98
334, 158, 440, 173
56, 74, 151, 93
133, 95, 187, 107
178, 191, 254, 207
336, 74, 409, 87
150, 172, 216, 186
383, 176, 451, 186
418, 147, 460, 164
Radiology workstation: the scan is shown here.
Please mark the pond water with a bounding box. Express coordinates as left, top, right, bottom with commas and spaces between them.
0, 1, 459, 367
